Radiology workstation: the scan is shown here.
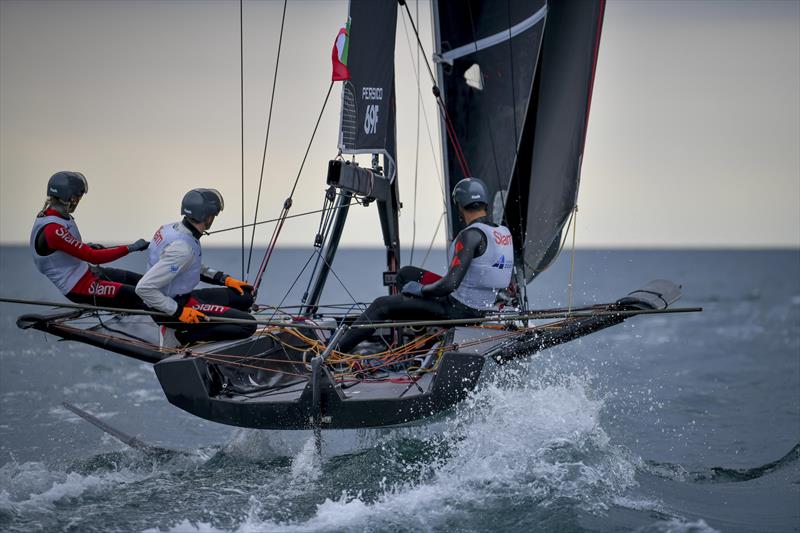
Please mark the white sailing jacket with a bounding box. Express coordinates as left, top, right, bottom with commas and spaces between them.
450, 222, 514, 310
135, 221, 219, 315
30, 214, 89, 294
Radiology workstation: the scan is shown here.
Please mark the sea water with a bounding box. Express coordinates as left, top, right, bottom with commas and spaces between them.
0, 246, 798, 532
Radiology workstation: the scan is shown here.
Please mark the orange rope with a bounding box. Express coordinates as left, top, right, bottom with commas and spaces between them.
53, 314, 589, 379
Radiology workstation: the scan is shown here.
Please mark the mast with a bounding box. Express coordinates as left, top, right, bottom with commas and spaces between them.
376, 83, 401, 291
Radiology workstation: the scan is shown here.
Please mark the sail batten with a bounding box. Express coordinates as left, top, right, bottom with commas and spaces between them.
438, 5, 547, 63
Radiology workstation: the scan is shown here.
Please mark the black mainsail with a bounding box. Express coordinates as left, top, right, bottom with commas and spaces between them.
433, 0, 605, 282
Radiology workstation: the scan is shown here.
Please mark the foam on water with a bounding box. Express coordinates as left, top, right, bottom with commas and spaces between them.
0, 460, 140, 513
155, 371, 645, 532
222, 428, 312, 461
289, 437, 323, 483
634, 518, 720, 533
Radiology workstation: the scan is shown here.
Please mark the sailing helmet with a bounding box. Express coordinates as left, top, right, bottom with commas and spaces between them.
181, 188, 224, 221
46, 171, 88, 201
451, 177, 489, 209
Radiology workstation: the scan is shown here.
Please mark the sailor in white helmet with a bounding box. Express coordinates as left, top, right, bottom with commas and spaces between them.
31, 171, 150, 309
135, 188, 256, 346
335, 177, 514, 353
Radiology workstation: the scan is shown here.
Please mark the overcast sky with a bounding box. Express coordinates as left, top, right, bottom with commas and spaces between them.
1, 0, 798, 249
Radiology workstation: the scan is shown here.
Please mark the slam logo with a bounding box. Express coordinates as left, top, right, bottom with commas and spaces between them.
492, 255, 507, 270
54, 225, 82, 248
493, 230, 512, 246
88, 281, 117, 297
192, 303, 227, 314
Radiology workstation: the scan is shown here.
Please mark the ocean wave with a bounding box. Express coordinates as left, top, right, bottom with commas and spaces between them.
643, 442, 800, 484
0, 460, 139, 512
151, 373, 641, 532
634, 518, 720, 533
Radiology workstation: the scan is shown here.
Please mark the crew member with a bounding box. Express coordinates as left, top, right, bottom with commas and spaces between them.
135, 188, 257, 346
31, 171, 150, 308
335, 177, 514, 353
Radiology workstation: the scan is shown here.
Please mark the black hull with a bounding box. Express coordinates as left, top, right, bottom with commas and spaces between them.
17, 280, 684, 430
154, 349, 485, 430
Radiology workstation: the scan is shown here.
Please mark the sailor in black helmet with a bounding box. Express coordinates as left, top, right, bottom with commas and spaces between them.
31, 171, 149, 309
335, 177, 514, 354
135, 188, 256, 346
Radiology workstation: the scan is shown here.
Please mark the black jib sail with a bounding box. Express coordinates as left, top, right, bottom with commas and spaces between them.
433, 0, 605, 282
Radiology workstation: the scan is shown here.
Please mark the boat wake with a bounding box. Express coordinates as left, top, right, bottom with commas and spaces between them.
3, 356, 794, 533
643, 443, 800, 484
190, 369, 645, 532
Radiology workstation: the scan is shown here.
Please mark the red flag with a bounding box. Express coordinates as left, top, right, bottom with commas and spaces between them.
331, 22, 350, 82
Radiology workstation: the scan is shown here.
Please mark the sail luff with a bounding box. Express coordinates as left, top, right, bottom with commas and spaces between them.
432, 0, 455, 242
521, 0, 606, 279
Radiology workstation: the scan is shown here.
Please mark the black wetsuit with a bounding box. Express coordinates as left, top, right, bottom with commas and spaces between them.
153, 287, 256, 345
335, 217, 494, 353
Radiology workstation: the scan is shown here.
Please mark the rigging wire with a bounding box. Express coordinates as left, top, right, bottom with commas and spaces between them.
58, 309, 657, 382
206, 201, 354, 236
302, 194, 334, 303
246, 0, 288, 278
9, 297, 701, 341
567, 206, 578, 313
243, 248, 319, 356
301, 189, 339, 305
399, 2, 472, 179
311, 247, 363, 312
504, 0, 530, 312
409, 0, 421, 264
289, 82, 334, 200
533, 205, 576, 275
398, 5, 449, 264
399, 12, 445, 201
420, 210, 446, 269
251, 81, 335, 291
239, 0, 245, 278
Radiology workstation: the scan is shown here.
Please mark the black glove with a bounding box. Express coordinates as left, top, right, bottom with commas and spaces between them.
126, 239, 149, 253
87, 243, 106, 250
401, 281, 424, 298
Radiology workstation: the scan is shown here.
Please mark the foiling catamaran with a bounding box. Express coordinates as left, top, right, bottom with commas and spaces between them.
10, 0, 699, 431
